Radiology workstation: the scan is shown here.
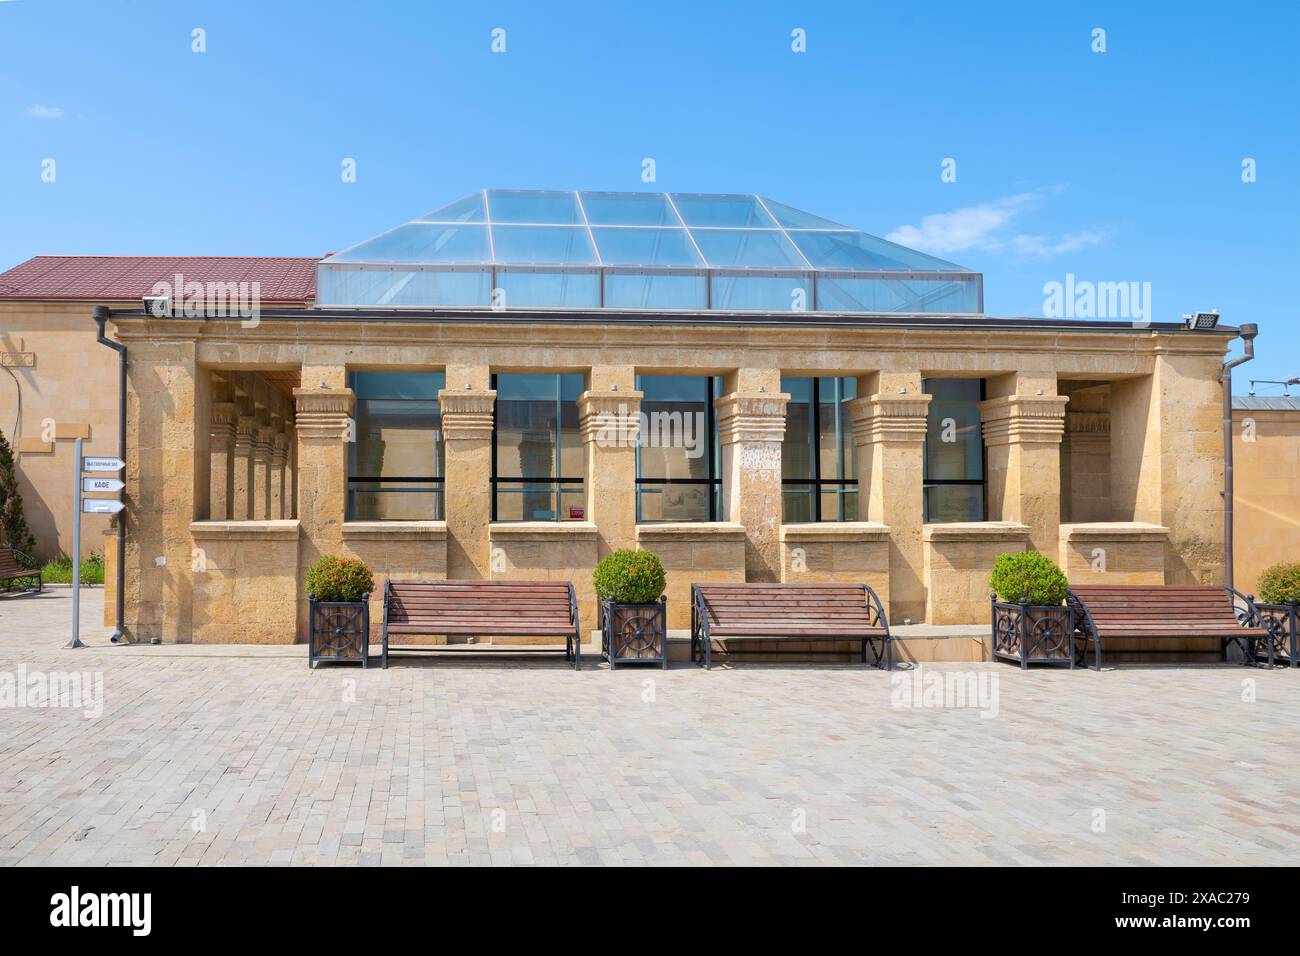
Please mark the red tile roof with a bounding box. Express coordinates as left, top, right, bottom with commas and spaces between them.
0, 255, 319, 303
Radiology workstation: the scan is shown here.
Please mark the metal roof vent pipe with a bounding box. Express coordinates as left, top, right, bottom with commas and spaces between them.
92, 305, 127, 643
1222, 321, 1257, 591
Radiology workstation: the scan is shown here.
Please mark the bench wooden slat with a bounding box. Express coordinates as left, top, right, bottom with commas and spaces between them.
0, 548, 40, 589
1068, 585, 1265, 669
382, 579, 579, 669
693, 582, 890, 669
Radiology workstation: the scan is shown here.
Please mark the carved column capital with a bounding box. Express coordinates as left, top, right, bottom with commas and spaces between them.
848, 393, 932, 446
577, 389, 643, 444
233, 415, 257, 453
713, 391, 789, 445
979, 394, 1069, 446
293, 387, 355, 441
438, 388, 496, 440
209, 402, 238, 447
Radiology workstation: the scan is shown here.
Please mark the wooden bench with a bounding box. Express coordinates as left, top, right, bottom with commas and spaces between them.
1068, 585, 1270, 669
691, 583, 891, 669
0, 548, 41, 594
381, 580, 582, 669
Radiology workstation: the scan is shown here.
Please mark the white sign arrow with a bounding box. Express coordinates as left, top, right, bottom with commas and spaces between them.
82, 456, 125, 473
82, 498, 126, 515
82, 477, 125, 493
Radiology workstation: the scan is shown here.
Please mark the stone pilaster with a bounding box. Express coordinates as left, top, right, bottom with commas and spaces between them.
979, 392, 1069, 557
849, 388, 931, 623
578, 382, 641, 558
121, 330, 207, 643
208, 402, 237, 521
252, 425, 274, 521
439, 385, 496, 580
231, 416, 256, 521
715, 388, 789, 582
270, 432, 289, 520
1111, 353, 1225, 585
294, 384, 355, 639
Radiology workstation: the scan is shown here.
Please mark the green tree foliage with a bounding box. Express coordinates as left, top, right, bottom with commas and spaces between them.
0, 429, 37, 567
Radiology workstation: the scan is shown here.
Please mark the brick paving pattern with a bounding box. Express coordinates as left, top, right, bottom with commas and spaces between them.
2, 588, 1297, 865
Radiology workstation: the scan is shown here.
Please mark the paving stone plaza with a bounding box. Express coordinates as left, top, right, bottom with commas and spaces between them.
1, 588, 1296, 866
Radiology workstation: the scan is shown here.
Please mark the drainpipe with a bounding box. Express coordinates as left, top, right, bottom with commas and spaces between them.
1221, 322, 1258, 591
93, 305, 126, 643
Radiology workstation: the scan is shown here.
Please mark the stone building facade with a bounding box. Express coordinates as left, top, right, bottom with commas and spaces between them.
96, 307, 1234, 643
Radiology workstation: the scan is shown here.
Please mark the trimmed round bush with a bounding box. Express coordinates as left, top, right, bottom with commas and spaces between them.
593, 549, 667, 605
305, 555, 374, 602
1257, 562, 1300, 605
988, 551, 1068, 606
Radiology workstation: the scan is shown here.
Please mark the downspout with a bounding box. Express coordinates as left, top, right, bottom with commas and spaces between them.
93, 305, 126, 642
1221, 322, 1258, 591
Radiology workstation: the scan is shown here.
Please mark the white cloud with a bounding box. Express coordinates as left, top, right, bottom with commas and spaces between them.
887, 192, 1106, 261
25, 105, 64, 119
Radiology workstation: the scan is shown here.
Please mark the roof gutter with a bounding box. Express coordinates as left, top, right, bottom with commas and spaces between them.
1222, 323, 1258, 591
92, 305, 127, 643
100, 304, 1234, 335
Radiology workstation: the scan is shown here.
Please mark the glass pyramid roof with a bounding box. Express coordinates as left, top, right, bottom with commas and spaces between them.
318, 190, 981, 314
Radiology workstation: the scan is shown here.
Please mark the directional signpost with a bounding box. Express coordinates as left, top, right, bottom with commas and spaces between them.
68, 439, 125, 649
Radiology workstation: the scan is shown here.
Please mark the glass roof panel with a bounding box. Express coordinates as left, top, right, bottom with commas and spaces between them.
419, 192, 485, 223
690, 228, 807, 269
581, 191, 680, 226
319, 190, 981, 312
591, 227, 703, 266
328, 223, 489, 263
487, 189, 581, 224
760, 197, 845, 229
670, 194, 775, 228
790, 230, 967, 271
491, 225, 597, 265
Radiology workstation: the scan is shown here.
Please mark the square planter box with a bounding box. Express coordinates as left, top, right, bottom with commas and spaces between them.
1252, 602, 1299, 667
991, 598, 1077, 669
600, 597, 668, 670
309, 595, 370, 668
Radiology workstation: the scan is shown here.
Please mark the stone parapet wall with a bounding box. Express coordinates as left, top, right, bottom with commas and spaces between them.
923, 522, 1030, 625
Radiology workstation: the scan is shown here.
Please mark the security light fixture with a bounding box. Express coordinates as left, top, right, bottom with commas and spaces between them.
142, 294, 171, 318
1186, 310, 1220, 330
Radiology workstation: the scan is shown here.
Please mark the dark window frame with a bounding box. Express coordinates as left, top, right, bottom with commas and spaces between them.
635, 374, 722, 523
921, 377, 987, 523
781, 376, 858, 522
490, 372, 586, 522
346, 370, 446, 521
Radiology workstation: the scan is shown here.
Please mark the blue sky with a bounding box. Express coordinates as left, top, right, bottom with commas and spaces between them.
2, 0, 1296, 388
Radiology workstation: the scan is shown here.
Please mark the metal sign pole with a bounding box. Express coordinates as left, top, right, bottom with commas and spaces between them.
67, 437, 85, 649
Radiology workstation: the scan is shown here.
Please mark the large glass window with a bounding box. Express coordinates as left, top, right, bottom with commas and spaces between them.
782, 377, 858, 522
348, 371, 445, 520
636, 375, 721, 522
492, 373, 586, 521
923, 378, 985, 522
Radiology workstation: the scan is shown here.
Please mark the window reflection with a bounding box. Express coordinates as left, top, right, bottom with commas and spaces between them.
347, 371, 445, 520
781, 377, 857, 522
492, 373, 586, 521
923, 378, 985, 522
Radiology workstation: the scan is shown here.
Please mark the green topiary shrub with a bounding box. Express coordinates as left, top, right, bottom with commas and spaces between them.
988, 551, 1069, 606
1258, 562, 1300, 605
593, 548, 667, 605
305, 555, 374, 602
